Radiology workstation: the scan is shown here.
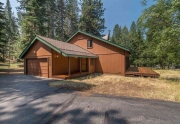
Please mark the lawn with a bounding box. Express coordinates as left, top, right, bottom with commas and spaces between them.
0, 62, 24, 74
49, 69, 180, 102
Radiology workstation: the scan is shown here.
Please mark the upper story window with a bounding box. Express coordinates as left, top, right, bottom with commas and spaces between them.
87, 39, 93, 48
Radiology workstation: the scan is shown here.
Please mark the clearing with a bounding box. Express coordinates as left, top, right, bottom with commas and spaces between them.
49, 69, 180, 102
0, 62, 23, 74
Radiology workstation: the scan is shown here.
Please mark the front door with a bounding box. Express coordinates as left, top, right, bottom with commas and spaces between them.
81, 58, 88, 72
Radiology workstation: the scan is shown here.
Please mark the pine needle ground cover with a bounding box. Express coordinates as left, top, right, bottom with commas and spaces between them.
49, 70, 180, 102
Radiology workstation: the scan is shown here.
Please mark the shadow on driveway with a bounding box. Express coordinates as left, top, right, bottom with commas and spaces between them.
0, 74, 180, 124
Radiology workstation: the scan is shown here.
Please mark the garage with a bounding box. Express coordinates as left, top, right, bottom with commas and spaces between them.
26, 58, 48, 77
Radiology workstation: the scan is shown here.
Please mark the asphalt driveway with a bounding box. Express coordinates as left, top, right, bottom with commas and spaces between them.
0, 75, 180, 124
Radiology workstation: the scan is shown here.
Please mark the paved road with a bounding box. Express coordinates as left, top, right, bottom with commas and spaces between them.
0, 75, 180, 124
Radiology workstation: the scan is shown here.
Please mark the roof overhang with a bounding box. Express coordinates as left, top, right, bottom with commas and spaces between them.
19, 36, 98, 59
66, 30, 131, 53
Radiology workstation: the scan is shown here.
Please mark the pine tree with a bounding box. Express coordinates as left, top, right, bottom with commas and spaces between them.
112, 24, 121, 44
17, 0, 48, 46
121, 26, 129, 45
130, 21, 137, 34
46, 0, 56, 39
5, 0, 18, 61
128, 21, 137, 65
78, 0, 106, 36
0, 2, 6, 61
64, 0, 79, 39
130, 24, 144, 66
138, 0, 180, 68
17, 0, 79, 42
55, 0, 66, 41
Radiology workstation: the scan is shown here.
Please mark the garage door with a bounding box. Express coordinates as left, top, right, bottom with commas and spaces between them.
27, 58, 48, 77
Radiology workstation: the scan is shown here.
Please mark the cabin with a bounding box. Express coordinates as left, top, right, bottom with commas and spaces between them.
19, 30, 159, 79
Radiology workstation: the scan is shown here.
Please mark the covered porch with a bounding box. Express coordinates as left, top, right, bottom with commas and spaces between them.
51, 50, 97, 79
52, 72, 89, 79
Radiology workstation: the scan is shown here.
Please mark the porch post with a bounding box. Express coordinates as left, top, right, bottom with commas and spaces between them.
68, 57, 71, 76
80, 58, 82, 75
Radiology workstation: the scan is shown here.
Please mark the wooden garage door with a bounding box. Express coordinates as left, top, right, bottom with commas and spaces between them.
27, 58, 48, 77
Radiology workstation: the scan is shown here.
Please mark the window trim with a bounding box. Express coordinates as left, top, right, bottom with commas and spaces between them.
87, 39, 93, 49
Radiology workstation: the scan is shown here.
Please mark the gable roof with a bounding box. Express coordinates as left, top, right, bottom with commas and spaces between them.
66, 30, 130, 52
19, 35, 98, 58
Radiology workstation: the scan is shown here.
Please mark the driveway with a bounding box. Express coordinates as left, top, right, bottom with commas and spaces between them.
0, 75, 180, 124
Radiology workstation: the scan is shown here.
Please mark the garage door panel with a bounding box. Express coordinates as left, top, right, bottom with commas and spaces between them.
27, 66, 48, 69
27, 58, 48, 78
27, 69, 48, 72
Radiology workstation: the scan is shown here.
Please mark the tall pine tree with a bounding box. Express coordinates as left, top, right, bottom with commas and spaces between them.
17, 0, 48, 46
5, 0, 18, 60
0, 2, 6, 61
64, 0, 79, 39
111, 24, 121, 44
138, 0, 180, 68
78, 0, 106, 36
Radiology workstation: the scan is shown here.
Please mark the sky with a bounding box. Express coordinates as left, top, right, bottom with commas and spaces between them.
1, 0, 155, 34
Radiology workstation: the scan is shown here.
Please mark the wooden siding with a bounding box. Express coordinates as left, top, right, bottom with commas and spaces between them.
95, 54, 125, 74
71, 57, 80, 73
52, 50, 80, 75
52, 50, 68, 75
24, 39, 51, 57
88, 58, 95, 73
23, 39, 52, 77
68, 33, 127, 74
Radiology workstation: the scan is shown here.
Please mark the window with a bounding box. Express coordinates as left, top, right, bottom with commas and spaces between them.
87, 39, 93, 48
90, 58, 94, 66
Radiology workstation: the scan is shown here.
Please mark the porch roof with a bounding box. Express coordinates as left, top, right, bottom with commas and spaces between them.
19, 35, 98, 58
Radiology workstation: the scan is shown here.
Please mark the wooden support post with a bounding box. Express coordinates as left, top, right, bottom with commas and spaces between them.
68, 57, 70, 76
80, 58, 82, 75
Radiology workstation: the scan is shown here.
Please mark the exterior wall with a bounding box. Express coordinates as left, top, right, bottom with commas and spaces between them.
88, 58, 95, 74
52, 50, 80, 75
23, 39, 52, 77
68, 33, 128, 74
52, 50, 68, 75
70, 57, 80, 73
95, 54, 125, 74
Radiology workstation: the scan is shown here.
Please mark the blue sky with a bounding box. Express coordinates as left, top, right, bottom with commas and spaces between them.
1, 0, 155, 34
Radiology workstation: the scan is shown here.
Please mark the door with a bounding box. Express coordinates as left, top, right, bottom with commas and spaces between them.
81, 58, 88, 72
27, 58, 48, 77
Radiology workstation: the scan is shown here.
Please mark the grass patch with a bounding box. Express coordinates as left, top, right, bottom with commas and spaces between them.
0, 62, 23, 69
0, 62, 24, 73
50, 70, 180, 102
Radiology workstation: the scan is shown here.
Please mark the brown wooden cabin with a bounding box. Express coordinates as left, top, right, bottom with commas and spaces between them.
19, 30, 132, 79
